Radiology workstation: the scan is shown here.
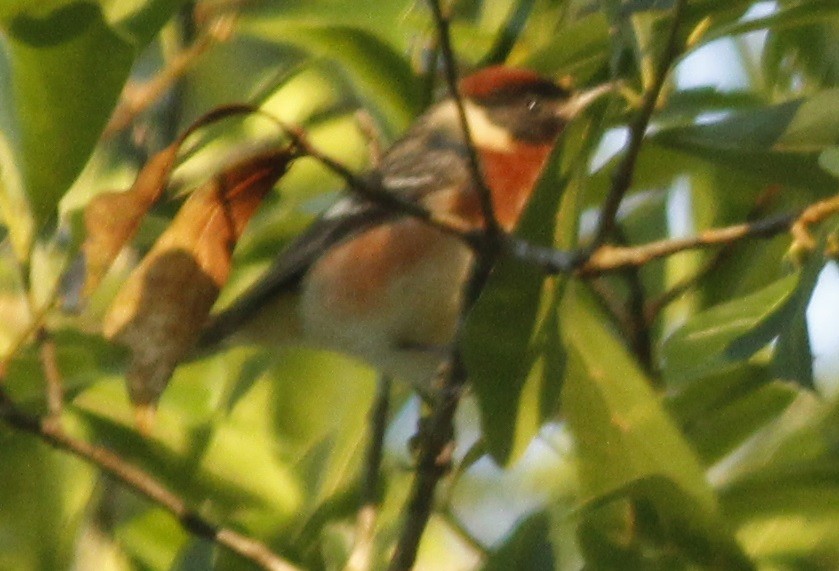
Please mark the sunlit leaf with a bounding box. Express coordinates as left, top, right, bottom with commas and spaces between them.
239, 20, 421, 135
699, 0, 839, 46
1, 4, 133, 228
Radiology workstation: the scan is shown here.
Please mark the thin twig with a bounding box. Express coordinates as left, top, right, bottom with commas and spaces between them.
0, 386, 299, 571
590, 0, 687, 248
790, 193, 839, 251
426, 0, 501, 238
345, 375, 392, 571
507, 208, 794, 276
645, 185, 783, 321
355, 110, 385, 167
37, 328, 64, 423
579, 211, 796, 276
103, 13, 237, 138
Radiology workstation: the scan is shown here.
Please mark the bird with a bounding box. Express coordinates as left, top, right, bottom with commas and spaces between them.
199, 66, 609, 390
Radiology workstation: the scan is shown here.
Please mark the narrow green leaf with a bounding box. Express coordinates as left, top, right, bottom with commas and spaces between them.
700, 0, 839, 46
464, 146, 566, 463
525, 12, 610, 81
772, 250, 826, 390
561, 284, 752, 568
562, 285, 714, 507
684, 381, 798, 462
655, 100, 798, 152
662, 274, 799, 386
105, 0, 191, 46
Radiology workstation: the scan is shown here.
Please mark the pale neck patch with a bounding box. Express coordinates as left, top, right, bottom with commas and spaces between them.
428, 100, 515, 152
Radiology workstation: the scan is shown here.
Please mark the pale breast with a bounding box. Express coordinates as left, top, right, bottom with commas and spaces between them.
298, 218, 473, 386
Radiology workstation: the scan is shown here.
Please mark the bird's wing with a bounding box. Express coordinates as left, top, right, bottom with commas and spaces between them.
199, 126, 469, 348
199, 195, 392, 347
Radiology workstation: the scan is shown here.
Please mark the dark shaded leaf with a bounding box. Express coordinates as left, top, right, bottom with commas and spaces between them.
464, 146, 566, 463
484, 511, 555, 571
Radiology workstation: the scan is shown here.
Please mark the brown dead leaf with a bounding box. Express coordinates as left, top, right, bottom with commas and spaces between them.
103, 147, 294, 421
82, 145, 178, 297
82, 104, 266, 297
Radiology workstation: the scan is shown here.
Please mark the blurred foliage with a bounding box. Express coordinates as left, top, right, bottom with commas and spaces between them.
1, 0, 839, 569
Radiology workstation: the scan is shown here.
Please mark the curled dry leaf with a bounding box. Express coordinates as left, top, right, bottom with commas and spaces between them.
103, 147, 295, 426
82, 104, 265, 297
82, 144, 178, 297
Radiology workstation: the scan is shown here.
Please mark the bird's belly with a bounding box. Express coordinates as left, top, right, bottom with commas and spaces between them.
298, 219, 473, 386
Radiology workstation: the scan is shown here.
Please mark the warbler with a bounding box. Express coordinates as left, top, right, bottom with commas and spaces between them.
201, 66, 608, 388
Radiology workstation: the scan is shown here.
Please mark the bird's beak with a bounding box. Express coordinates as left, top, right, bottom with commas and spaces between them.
556, 82, 617, 119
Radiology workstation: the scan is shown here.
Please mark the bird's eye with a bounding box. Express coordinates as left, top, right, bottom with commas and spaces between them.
526, 98, 540, 112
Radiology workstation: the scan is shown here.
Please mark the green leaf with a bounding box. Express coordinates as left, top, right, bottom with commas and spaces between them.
463, 146, 566, 463
465, 107, 611, 463
682, 380, 797, 463
1, 3, 135, 229
104, 0, 191, 46
662, 274, 799, 387
700, 0, 839, 46
561, 284, 751, 568
483, 511, 555, 571
655, 100, 797, 152
654, 87, 839, 152
721, 459, 839, 565
239, 20, 420, 135
525, 12, 610, 81
652, 89, 839, 188
772, 251, 826, 390
820, 146, 839, 177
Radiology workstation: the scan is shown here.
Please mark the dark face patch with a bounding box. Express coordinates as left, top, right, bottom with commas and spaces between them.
470, 80, 571, 143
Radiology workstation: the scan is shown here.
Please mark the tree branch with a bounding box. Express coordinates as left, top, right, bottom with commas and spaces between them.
0, 386, 299, 571
427, 0, 502, 238
578, 210, 796, 276
644, 185, 783, 322
388, 1, 510, 565
590, 0, 687, 249
103, 11, 236, 138
505, 208, 798, 276
345, 375, 391, 571
287, 128, 479, 246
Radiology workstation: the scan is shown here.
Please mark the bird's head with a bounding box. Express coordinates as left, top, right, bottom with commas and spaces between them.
455, 65, 611, 147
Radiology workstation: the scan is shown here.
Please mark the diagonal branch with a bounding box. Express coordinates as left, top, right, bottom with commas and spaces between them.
644, 185, 783, 321
427, 0, 502, 239
345, 375, 392, 571
288, 128, 481, 247
0, 386, 299, 571
578, 210, 796, 276
388, 1, 508, 567
590, 0, 687, 249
